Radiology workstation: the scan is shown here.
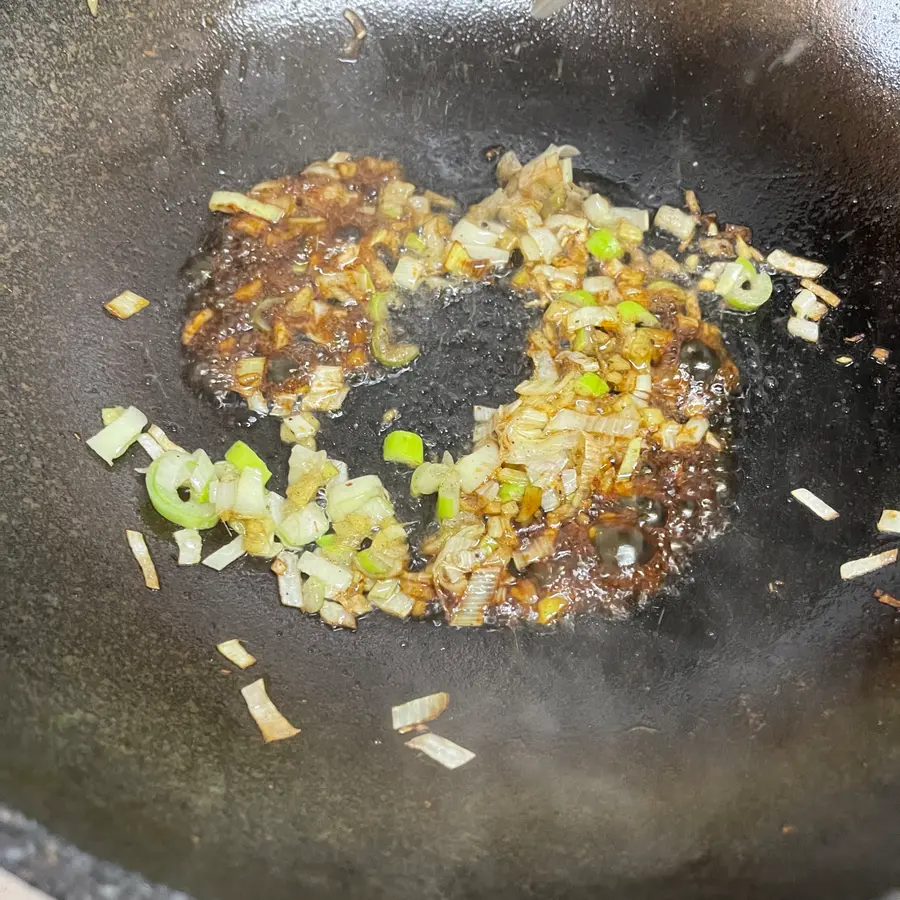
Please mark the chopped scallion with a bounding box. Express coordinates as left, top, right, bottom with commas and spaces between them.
558, 289, 596, 307
437, 471, 461, 521
87, 406, 148, 465
616, 300, 660, 327
574, 372, 609, 397
174, 528, 202, 565
371, 323, 419, 368
586, 228, 623, 261
225, 440, 272, 486
383, 431, 425, 467
146, 451, 219, 530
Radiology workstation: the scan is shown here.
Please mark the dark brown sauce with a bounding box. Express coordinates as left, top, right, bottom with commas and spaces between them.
183, 157, 423, 410
182, 155, 741, 626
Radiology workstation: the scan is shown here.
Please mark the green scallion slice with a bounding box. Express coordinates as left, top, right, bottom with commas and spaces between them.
146, 451, 219, 530
574, 372, 610, 397
224, 440, 272, 486
383, 431, 424, 467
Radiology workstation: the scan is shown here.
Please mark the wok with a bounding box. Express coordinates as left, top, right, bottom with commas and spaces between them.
3, 0, 900, 896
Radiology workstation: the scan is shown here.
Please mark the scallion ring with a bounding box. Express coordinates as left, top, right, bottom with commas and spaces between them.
371, 322, 419, 368
146, 451, 219, 530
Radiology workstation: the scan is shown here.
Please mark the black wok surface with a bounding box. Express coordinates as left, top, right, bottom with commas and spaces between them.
3, 0, 900, 897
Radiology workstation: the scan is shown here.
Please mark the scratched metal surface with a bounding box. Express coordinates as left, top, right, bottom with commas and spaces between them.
2, 0, 900, 897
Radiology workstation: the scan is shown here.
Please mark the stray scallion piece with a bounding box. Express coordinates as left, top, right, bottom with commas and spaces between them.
87, 406, 148, 465
875, 589, 900, 609
383, 431, 424, 467
405, 733, 475, 770
787, 317, 819, 343
877, 510, 900, 535
766, 248, 827, 279
392, 692, 450, 732
126, 529, 159, 590
240, 679, 300, 743
216, 638, 256, 669
790, 489, 839, 521
104, 290, 150, 320
225, 440, 272, 486
840, 548, 898, 580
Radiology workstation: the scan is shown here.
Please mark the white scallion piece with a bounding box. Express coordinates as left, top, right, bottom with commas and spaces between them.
461, 244, 510, 267
86, 406, 147, 465
87, 0, 99, 16
393, 256, 425, 289
791, 290, 828, 322
583, 194, 615, 228
767, 249, 827, 279
137, 432, 165, 460
280, 411, 319, 445
319, 600, 357, 629
297, 552, 352, 597
451, 219, 498, 246
217, 638, 256, 669
653, 205, 696, 241
840, 548, 898, 580
392, 692, 450, 732
405, 733, 475, 770
451, 565, 501, 627
799, 278, 841, 308
541, 487, 560, 512
617, 437, 643, 481
561, 468, 578, 497
209, 190, 285, 224
240, 679, 300, 743
456, 443, 501, 493
273, 550, 304, 608
125, 529, 159, 590
877, 510, 900, 535
302, 366, 349, 412
790, 489, 839, 522
101, 406, 125, 426
202, 535, 246, 571
787, 316, 819, 343
582, 275, 617, 296
174, 529, 202, 565
368, 580, 414, 618
147, 424, 185, 453
612, 207, 650, 231
104, 290, 150, 320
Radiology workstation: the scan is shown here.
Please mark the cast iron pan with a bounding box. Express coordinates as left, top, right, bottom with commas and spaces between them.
3, 0, 900, 897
